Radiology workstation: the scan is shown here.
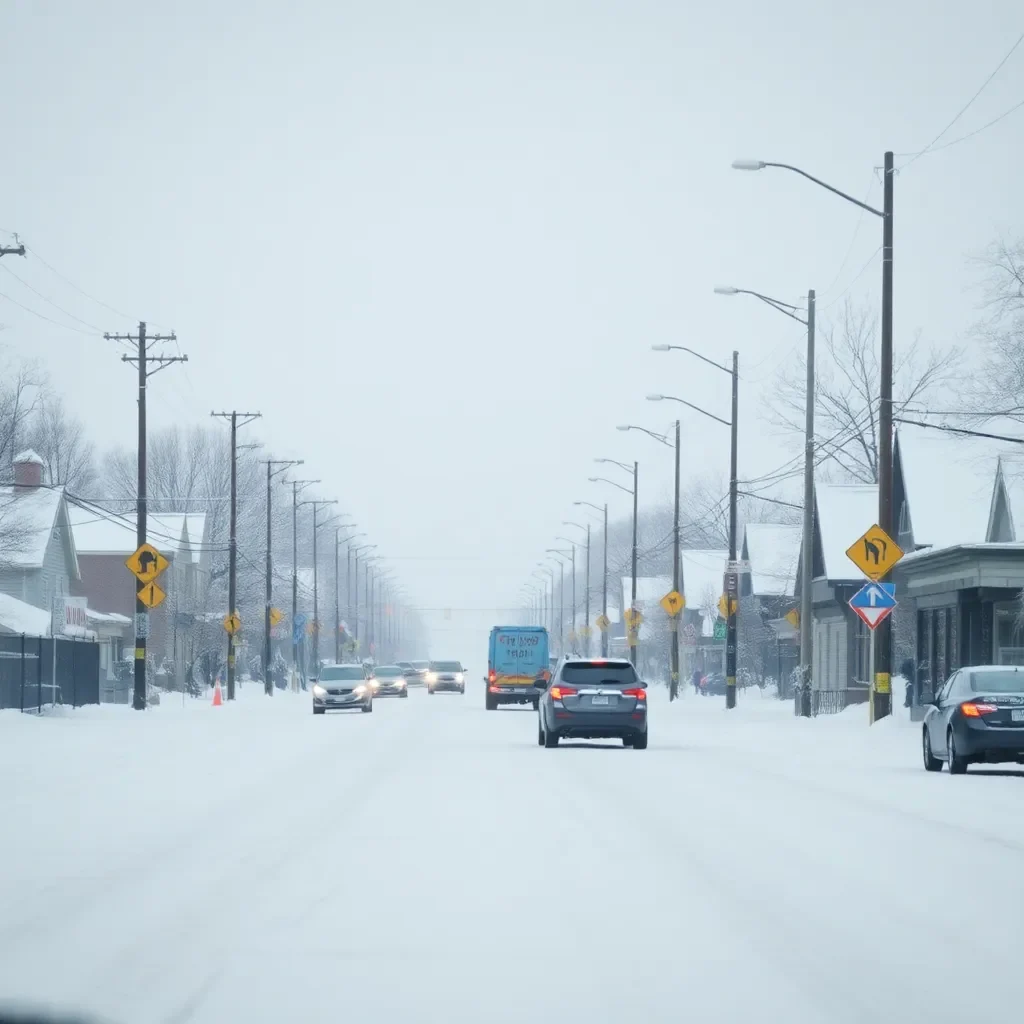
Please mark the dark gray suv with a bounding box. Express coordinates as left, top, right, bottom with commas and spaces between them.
537, 658, 648, 748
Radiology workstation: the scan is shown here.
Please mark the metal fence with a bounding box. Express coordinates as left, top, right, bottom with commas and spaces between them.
0, 634, 101, 712
811, 686, 871, 717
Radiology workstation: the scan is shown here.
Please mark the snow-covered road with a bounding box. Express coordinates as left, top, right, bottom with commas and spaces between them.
2, 686, 1023, 1023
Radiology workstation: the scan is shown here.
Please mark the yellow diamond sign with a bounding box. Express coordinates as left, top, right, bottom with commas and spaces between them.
660, 590, 685, 616
137, 580, 166, 609
595, 613, 610, 631
223, 612, 241, 635
846, 524, 903, 582
126, 543, 169, 584
718, 594, 737, 619
624, 608, 644, 629
269, 607, 283, 627
785, 607, 800, 629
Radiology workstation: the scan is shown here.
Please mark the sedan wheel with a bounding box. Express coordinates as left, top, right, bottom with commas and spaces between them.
947, 729, 967, 774
922, 728, 942, 772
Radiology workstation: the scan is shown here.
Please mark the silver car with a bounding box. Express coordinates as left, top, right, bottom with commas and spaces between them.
312, 663, 373, 715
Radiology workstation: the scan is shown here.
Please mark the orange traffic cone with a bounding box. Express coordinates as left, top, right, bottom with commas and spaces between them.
212, 682, 223, 706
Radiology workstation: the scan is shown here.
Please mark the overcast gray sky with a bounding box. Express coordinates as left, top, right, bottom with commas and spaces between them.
2, 1, 1022, 660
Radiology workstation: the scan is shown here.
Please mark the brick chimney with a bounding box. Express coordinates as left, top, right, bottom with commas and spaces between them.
13, 449, 44, 488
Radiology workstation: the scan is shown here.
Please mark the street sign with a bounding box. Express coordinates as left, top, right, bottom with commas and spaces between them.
125, 543, 169, 584
134, 612, 150, 638
137, 580, 166, 609
626, 627, 639, 647
785, 607, 800, 629
723, 571, 739, 597
269, 607, 283, 627
846, 524, 904, 582
660, 590, 685, 616
848, 582, 897, 630
223, 612, 241, 635
713, 621, 727, 641
624, 608, 644, 629
717, 594, 737, 619
579, 625, 592, 638
595, 613, 610, 632
293, 612, 308, 645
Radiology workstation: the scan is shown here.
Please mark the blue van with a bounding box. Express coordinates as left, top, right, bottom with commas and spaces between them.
486, 625, 550, 711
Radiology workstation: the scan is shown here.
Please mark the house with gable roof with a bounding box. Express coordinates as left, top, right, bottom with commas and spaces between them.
891, 423, 1024, 703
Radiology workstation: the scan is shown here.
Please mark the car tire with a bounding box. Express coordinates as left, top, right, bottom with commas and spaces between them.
459, 687, 465, 694
313, 706, 325, 715
922, 728, 942, 772
537, 721, 545, 746
543, 726, 559, 748
947, 729, 967, 774
632, 731, 648, 750
362, 701, 373, 714
622, 736, 633, 747
485, 692, 497, 711
428, 687, 435, 695
400, 690, 409, 699
531, 697, 540, 711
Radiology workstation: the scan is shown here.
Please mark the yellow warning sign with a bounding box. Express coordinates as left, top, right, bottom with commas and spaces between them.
846, 524, 903, 582
269, 607, 283, 627
624, 608, 644, 629
660, 590, 685, 616
223, 612, 241, 635
595, 613, 611, 632
718, 594, 737, 619
137, 580, 166, 609
785, 608, 799, 629
125, 543, 169, 584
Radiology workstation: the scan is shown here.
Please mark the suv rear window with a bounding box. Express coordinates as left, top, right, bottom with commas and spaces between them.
561, 662, 638, 686
319, 665, 366, 681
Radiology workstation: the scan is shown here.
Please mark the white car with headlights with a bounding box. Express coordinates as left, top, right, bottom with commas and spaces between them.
426, 660, 466, 694
368, 665, 409, 698
312, 663, 373, 714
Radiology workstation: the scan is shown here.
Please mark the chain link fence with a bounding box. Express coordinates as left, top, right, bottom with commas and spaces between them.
0, 634, 100, 712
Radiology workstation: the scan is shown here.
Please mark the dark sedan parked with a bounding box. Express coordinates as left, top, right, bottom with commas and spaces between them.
538, 658, 647, 749
923, 665, 1024, 773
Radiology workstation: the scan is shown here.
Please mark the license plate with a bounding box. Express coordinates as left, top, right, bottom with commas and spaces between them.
1012, 709, 1024, 722
592, 696, 609, 705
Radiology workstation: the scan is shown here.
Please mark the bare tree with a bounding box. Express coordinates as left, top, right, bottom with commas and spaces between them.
764, 298, 961, 483
967, 238, 1024, 422
28, 393, 96, 491
0, 348, 44, 477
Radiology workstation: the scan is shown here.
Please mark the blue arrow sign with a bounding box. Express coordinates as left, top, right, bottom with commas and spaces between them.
292, 612, 308, 645
848, 582, 896, 630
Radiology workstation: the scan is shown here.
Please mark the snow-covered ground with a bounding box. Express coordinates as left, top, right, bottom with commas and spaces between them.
2, 684, 1023, 1023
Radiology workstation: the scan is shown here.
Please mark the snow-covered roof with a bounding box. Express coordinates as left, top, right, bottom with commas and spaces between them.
743, 523, 801, 597
86, 608, 132, 625
680, 549, 727, 615
895, 424, 1001, 549
0, 485, 67, 569
815, 483, 878, 581
68, 507, 207, 562
0, 592, 52, 636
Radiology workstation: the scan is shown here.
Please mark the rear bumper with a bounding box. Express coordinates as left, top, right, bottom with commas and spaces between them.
490, 687, 542, 704
546, 709, 647, 738
955, 719, 1024, 759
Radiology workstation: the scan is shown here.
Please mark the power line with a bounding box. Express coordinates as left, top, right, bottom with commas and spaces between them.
0, 287, 102, 336
0, 263, 105, 332
24, 244, 139, 323
900, 30, 1024, 168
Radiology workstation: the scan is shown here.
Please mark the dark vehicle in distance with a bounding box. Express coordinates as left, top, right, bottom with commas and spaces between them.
312, 663, 372, 715
427, 660, 465, 694
370, 665, 409, 698
923, 665, 1024, 773
406, 660, 430, 686
701, 672, 727, 696
538, 658, 647, 749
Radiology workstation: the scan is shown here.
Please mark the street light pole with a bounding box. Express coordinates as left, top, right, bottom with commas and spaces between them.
584, 523, 591, 656
726, 352, 739, 710
602, 504, 608, 657
732, 152, 894, 720
262, 459, 302, 695
672, 419, 681, 699
631, 461, 638, 667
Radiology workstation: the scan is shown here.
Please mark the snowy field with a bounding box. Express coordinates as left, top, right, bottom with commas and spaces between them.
2, 683, 1023, 1023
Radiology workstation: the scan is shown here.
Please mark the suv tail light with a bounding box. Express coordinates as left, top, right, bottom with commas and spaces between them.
622, 688, 646, 700
961, 701, 998, 717
549, 685, 577, 701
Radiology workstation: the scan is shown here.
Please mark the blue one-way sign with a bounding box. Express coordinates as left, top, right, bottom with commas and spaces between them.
848, 582, 896, 630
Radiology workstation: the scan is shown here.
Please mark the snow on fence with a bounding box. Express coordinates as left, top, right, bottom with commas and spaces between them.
0, 633, 100, 713
811, 685, 871, 717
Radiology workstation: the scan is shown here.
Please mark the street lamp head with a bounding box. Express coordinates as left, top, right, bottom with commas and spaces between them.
650, 344, 671, 352
587, 477, 599, 482
594, 458, 611, 464
646, 394, 665, 402
615, 425, 631, 432
731, 159, 766, 171
714, 285, 739, 295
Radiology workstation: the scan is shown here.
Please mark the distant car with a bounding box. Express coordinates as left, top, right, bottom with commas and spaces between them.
397, 661, 414, 677
369, 665, 409, 698
312, 663, 373, 715
701, 672, 727, 696
426, 660, 465, 694
538, 658, 647, 748
407, 660, 430, 686
923, 665, 1024, 773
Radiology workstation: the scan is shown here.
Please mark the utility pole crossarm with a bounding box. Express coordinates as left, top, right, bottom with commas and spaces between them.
0, 244, 26, 258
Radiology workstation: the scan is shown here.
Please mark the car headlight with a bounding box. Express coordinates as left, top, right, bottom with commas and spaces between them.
312, 684, 327, 698
426, 672, 438, 683
397, 679, 406, 686
354, 684, 367, 695
455, 673, 464, 683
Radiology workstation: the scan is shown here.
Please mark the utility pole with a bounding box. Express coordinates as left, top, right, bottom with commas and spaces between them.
335, 530, 341, 663
211, 411, 261, 700
799, 292, 816, 717
671, 419, 681, 700
725, 351, 740, 710
602, 504, 608, 657
630, 461, 638, 667
262, 459, 301, 695
584, 524, 591, 656
300, 499, 338, 671
874, 151, 895, 722
289, 479, 319, 685
558, 561, 564, 653
570, 545, 576, 651
106, 322, 185, 711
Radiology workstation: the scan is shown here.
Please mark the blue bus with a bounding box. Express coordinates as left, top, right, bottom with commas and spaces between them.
486, 625, 550, 710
